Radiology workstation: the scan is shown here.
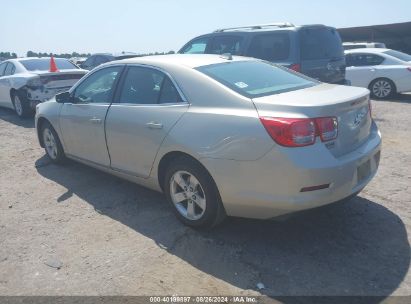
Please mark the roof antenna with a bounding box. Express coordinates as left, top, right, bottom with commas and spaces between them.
220, 53, 233, 60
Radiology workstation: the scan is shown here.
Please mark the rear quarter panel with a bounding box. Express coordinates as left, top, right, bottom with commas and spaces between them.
151, 65, 274, 175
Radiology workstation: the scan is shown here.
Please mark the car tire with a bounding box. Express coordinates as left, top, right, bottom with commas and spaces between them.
40, 121, 66, 164
12, 91, 34, 118
164, 156, 226, 229
369, 78, 396, 99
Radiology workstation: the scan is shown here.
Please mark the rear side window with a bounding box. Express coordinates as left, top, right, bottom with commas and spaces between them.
300, 27, 343, 60
346, 54, 384, 67
159, 78, 181, 104
180, 37, 209, 54
209, 36, 243, 55
248, 33, 290, 61
118, 66, 164, 104
197, 60, 317, 98
4, 63, 15, 75
0, 63, 7, 76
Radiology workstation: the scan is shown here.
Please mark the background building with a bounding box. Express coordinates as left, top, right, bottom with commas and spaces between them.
338, 21, 411, 54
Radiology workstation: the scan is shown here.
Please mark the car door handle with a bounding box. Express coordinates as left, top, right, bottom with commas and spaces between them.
146, 122, 163, 129
90, 118, 102, 124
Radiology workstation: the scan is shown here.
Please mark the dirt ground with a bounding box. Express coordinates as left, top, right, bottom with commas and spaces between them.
0, 94, 410, 300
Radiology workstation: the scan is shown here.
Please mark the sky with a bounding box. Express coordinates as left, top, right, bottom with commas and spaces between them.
1, 0, 411, 56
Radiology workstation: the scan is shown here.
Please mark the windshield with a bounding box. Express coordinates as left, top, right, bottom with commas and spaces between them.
196, 60, 318, 98
21, 58, 78, 71
300, 27, 344, 60
384, 50, 411, 62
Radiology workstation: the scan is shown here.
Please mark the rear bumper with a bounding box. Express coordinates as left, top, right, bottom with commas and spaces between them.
202, 122, 381, 219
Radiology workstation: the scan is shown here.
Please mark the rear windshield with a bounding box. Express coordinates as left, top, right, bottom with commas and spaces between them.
300, 27, 343, 60
384, 50, 411, 62
21, 58, 78, 71
196, 60, 317, 98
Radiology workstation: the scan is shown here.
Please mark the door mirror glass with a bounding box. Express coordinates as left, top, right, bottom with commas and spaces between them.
55, 91, 71, 103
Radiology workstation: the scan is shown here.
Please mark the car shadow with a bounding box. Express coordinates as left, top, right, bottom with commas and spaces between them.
0, 107, 34, 128
374, 93, 411, 104
35, 156, 410, 301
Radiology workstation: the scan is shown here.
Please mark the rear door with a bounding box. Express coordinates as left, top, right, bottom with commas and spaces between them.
345, 53, 382, 87
59, 65, 123, 166
0, 63, 15, 107
299, 26, 346, 84
105, 65, 189, 178
0, 62, 9, 105
208, 35, 244, 55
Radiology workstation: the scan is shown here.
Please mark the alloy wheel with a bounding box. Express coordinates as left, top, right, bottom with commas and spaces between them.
14, 95, 23, 116
372, 80, 392, 98
169, 170, 206, 220
43, 128, 58, 160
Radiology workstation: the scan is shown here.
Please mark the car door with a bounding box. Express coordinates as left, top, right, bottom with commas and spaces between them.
0, 63, 15, 107
346, 53, 381, 87
105, 65, 189, 178
208, 35, 244, 55
59, 65, 123, 166
0, 62, 9, 105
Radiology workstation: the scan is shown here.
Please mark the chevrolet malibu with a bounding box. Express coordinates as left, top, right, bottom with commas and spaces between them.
35, 54, 381, 228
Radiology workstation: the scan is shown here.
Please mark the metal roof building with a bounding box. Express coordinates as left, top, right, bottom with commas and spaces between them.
338, 21, 411, 54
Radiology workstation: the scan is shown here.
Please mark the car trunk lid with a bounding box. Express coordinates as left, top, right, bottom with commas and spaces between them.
253, 84, 372, 157
35, 69, 87, 90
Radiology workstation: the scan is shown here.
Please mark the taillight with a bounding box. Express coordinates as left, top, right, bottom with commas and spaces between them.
289, 63, 301, 72
315, 117, 338, 142
260, 117, 316, 147
260, 116, 338, 147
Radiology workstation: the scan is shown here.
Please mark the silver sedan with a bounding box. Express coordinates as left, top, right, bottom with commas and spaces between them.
35, 54, 382, 228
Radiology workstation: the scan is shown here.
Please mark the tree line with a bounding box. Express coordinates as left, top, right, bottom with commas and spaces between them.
1, 50, 176, 60
0, 52, 18, 59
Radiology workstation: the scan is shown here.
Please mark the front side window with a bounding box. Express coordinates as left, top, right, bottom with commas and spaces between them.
210, 36, 243, 55
20, 58, 78, 71
248, 33, 290, 61
180, 37, 209, 54
197, 60, 317, 98
73, 66, 122, 104
118, 66, 181, 104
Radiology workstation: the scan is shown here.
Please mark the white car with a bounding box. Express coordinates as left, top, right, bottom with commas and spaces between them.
345, 48, 411, 99
343, 42, 386, 50
0, 58, 87, 117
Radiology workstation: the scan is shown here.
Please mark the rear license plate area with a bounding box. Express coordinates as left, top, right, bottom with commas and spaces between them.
357, 159, 371, 184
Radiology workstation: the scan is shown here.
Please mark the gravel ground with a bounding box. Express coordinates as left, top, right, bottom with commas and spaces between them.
0, 95, 410, 300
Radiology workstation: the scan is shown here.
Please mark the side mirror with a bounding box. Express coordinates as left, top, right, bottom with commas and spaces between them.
55, 91, 70, 103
